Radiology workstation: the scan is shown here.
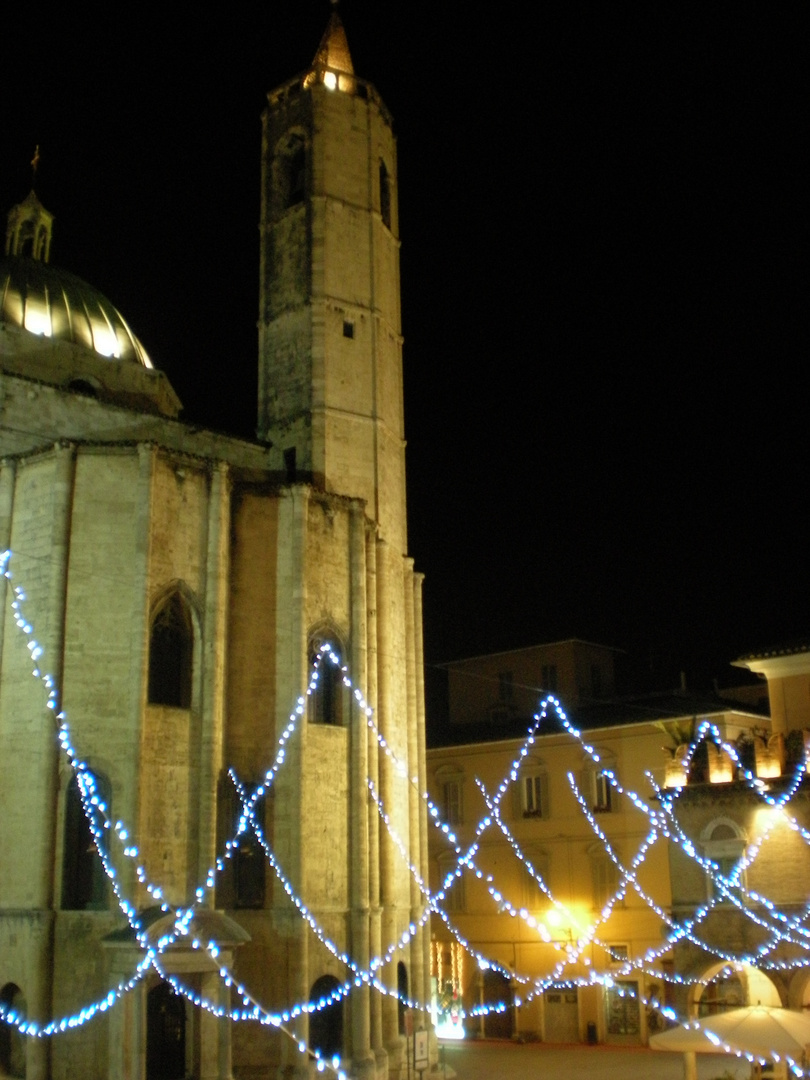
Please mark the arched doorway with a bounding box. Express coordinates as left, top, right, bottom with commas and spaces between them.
0, 983, 27, 1078
146, 981, 186, 1079
309, 975, 342, 1060
483, 969, 513, 1039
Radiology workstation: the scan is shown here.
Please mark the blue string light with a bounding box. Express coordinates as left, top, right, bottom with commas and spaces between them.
4, 548, 810, 1074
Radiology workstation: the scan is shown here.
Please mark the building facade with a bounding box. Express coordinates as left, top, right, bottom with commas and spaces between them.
0, 14, 429, 1080
427, 644, 771, 1046
667, 643, 810, 1035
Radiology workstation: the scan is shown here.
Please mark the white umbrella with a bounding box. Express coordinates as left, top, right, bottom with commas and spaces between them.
651, 1003, 810, 1060
650, 1021, 728, 1055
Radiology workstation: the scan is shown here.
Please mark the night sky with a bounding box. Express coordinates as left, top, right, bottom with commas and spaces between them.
2, 3, 807, 696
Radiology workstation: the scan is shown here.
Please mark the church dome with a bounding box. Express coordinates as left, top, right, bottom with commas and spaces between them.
0, 255, 152, 367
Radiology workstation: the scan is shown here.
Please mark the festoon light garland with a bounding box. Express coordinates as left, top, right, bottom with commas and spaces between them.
3, 548, 810, 1076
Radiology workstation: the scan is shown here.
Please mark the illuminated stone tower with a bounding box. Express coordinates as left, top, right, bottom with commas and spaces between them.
254, 13, 430, 1080
258, 11, 406, 555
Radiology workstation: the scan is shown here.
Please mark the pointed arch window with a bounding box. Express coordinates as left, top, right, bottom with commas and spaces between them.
234, 783, 267, 909
308, 638, 346, 726
62, 771, 111, 911
148, 592, 193, 708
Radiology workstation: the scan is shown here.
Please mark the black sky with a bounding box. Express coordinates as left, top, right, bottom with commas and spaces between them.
2, 3, 807, 692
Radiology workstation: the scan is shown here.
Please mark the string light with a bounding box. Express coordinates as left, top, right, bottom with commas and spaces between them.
5, 549, 810, 1075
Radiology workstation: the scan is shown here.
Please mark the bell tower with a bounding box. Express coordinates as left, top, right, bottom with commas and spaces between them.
5, 189, 53, 262
258, 10, 407, 554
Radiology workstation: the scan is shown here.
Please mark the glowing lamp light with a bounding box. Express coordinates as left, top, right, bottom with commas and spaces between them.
323, 71, 337, 90
707, 743, 734, 784
664, 751, 689, 789
756, 757, 783, 780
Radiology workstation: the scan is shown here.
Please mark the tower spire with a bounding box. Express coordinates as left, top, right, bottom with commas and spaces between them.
311, 6, 354, 76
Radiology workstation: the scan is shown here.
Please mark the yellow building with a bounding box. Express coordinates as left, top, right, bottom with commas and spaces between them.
0, 14, 428, 1080
668, 641, 810, 1037
427, 643, 768, 1046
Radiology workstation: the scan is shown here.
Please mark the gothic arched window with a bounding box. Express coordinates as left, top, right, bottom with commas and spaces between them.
308, 638, 346, 726
62, 771, 111, 911
148, 592, 193, 708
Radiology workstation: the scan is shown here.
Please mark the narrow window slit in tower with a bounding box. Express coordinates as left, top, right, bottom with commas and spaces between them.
379, 160, 392, 229
284, 447, 297, 482
342, 320, 354, 339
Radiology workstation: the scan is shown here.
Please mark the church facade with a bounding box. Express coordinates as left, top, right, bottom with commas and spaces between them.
0, 14, 429, 1080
